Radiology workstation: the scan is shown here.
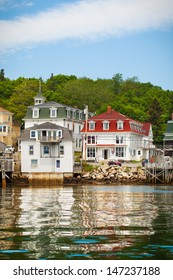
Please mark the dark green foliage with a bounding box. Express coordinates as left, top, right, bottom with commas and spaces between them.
0, 69, 172, 144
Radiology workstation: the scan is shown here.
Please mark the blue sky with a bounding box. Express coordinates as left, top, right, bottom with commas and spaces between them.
0, 0, 173, 90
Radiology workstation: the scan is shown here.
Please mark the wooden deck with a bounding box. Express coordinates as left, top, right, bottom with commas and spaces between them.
145, 163, 173, 183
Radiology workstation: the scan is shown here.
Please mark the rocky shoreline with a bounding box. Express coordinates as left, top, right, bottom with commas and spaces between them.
64, 165, 147, 185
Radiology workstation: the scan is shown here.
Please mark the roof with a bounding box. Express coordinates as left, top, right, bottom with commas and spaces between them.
81, 107, 151, 136
89, 110, 130, 121
28, 100, 82, 110
20, 122, 72, 141
0, 107, 13, 115
164, 121, 173, 134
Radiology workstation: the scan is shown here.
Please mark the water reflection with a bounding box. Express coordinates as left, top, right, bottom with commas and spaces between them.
0, 185, 173, 259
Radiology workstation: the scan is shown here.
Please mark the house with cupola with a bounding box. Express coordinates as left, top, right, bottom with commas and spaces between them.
20, 122, 73, 184
23, 89, 93, 152
81, 106, 154, 162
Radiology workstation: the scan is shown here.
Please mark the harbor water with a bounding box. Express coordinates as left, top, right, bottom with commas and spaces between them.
0, 184, 173, 260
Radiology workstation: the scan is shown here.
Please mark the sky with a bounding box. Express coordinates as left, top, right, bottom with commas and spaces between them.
0, 0, 173, 90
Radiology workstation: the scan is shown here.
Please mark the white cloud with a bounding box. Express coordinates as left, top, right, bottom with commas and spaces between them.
0, 0, 173, 51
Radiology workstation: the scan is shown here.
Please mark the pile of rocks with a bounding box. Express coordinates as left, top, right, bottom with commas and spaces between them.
64, 165, 147, 184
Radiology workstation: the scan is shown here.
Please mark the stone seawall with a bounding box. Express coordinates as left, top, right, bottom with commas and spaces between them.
64, 165, 147, 184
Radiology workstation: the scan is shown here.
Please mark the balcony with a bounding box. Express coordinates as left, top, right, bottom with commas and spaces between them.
164, 145, 173, 151
38, 136, 61, 143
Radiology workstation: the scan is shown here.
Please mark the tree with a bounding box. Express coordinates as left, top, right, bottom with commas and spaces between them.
0, 69, 5, 81
112, 73, 123, 94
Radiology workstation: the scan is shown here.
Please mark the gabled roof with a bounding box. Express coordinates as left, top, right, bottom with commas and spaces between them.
34, 122, 63, 130
20, 122, 72, 141
0, 107, 13, 115
89, 110, 130, 121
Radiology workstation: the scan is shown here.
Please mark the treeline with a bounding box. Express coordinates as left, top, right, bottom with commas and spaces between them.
0, 69, 173, 144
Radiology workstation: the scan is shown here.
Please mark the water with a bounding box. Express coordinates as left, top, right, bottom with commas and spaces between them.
0, 184, 173, 260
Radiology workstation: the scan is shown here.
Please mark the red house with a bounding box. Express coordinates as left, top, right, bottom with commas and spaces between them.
81, 106, 154, 162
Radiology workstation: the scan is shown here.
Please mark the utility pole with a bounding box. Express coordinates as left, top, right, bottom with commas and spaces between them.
84, 105, 88, 162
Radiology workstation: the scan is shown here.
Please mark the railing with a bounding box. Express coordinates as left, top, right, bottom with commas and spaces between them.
164, 145, 173, 150
0, 158, 13, 172
38, 136, 61, 142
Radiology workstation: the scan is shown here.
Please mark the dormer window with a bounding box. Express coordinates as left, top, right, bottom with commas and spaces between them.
89, 121, 95, 130
79, 111, 82, 120
67, 109, 71, 118
32, 108, 39, 118
117, 120, 124, 130
50, 107, 57, 118
103, 120, 110, 130
72, 110, 76, 119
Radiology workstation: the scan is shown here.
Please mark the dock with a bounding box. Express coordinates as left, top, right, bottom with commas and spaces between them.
0, 155, 14, 187
145, 161, 173, 183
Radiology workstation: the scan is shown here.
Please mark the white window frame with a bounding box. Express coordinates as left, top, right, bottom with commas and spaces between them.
72, 110, 76, 119
87, 135, 96, 144
29, 145, 34, 155
30, 130, 36, 139
58, 130, 62, 138
50, 107, 57, 118
103, 121, 109, 130
117, 120, 124, 130
87, 147, 96, 158
67, 109, 71, 118
60, 145, 64, 157
43, 145, 50, 155
89, 121, 95, 130
31, 159, 38, 168
79, 111, 82, 120
32, 108, 39, 118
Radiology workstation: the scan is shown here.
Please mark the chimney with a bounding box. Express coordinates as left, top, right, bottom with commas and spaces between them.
107, 106, 112, 114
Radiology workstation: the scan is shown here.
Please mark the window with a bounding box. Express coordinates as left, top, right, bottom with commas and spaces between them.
87, 135, 96, 144
56, 160, 60, 168
43, 145, 50, 155
53, 131, 57, 140
117, 120, 124, 130
8, 116, 11, 122
60, 145, 64, 156
32, 108, 39, 118
29, 145, 34, 155
50, 108, 57, 118
8, 127, 10, 133
89, 121, 95, 130
79, 112, 82, 120
0, 126, 6, 132
30, 130, 36, 138
116, 147, 125, 157
103, 121, 109, 130
87, 147, 96, 158
58, 130, 62, 138
116, 136, 123, 144
31, 159, 38, 168
67, 109, 71, 118
72, 111, 76, 119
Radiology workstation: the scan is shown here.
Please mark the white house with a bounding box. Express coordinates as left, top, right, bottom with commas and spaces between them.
23, 91, 93, 152
81, 106, 154, 162
20, 122, 73, 183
